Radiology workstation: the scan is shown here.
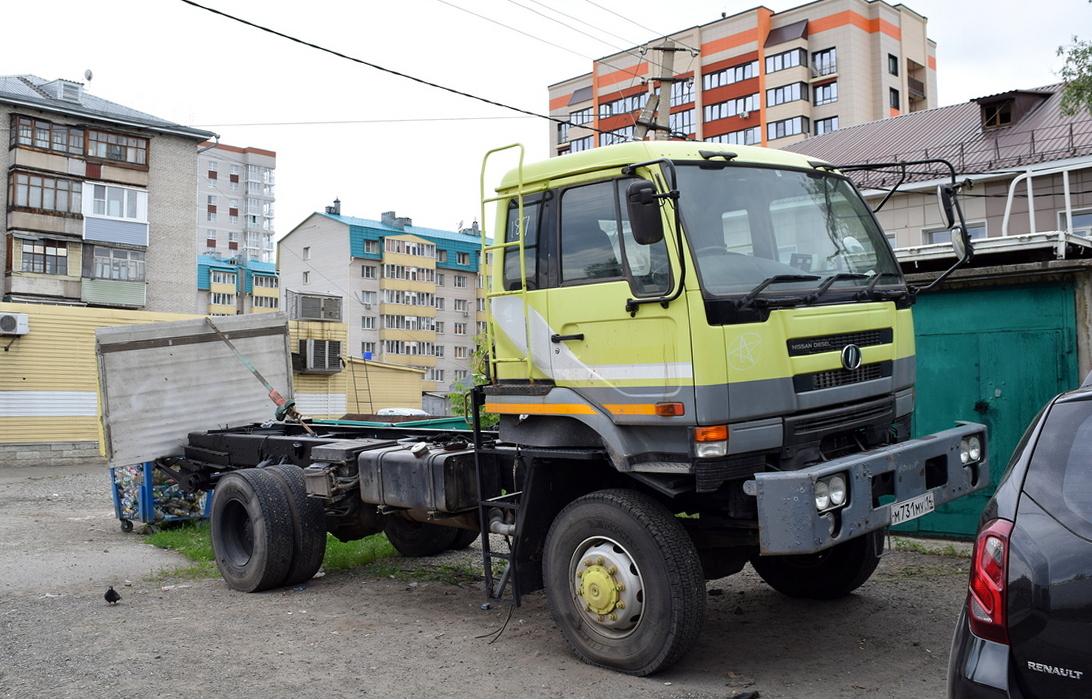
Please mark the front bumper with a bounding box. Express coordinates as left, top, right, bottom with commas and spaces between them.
754, 422, 988, 554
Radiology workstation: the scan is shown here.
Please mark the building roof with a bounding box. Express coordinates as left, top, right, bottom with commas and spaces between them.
0, 74, 215, 141
781, 84, 1092, 187
317, 212, 483, 246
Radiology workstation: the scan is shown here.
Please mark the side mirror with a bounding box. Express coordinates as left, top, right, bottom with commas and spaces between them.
625, 180, 665, 245
936, 184, 957, 229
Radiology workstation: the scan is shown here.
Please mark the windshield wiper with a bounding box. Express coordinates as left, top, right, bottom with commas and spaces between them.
856, 271, 905, 301
804, 273, 869, 304
736, 274, 820, 309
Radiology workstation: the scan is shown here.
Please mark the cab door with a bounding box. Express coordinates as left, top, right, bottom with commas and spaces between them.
544, 178, 693, 423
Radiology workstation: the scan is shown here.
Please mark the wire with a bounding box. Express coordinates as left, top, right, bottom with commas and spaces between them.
580, 0, 701, 54
178, 0, 571, 128
189, 116, 536, 128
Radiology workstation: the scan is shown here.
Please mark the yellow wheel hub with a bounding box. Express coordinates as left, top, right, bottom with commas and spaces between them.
579, 564, 619, 615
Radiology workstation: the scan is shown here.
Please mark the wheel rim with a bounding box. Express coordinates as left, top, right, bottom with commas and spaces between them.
568, 536, 645, 639
220, 498, 255, 566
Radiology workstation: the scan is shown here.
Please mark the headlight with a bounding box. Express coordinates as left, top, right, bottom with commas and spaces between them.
828, 474, 847, 506
814, 480, 831, 511
814, 473, 849, 513
960, 435, 983, 465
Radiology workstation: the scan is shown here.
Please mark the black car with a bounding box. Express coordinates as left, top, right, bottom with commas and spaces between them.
948, 378, 1092, 698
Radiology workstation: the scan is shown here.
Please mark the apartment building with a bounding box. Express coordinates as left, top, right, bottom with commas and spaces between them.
550, 0, 936, 153
196, 142, 279, 314
1, 75, 214, 311
279, 204, 486, 396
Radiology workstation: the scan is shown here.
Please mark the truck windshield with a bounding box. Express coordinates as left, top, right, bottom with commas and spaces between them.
675, 164, 902, 299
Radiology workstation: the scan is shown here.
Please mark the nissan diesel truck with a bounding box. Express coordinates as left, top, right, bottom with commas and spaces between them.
158, 141, 988, 677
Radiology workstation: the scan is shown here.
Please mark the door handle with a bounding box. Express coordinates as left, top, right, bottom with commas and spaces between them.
551, 333, 585, 343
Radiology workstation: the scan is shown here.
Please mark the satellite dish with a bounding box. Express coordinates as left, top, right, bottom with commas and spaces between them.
84, 69, 93, 82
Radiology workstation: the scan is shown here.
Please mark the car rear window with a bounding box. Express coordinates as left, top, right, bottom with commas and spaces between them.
1024, 398, 1092, 535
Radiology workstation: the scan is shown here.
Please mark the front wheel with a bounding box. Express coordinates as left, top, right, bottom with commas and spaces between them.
750, 529, 885, 600
542, 489, 706, 676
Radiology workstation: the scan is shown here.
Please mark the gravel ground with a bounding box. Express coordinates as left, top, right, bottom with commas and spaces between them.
0, 464, 972, 699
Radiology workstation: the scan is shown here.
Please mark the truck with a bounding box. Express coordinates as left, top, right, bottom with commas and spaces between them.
130, 141, 988, 677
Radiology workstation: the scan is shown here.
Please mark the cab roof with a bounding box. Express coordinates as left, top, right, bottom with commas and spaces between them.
496, 141, 828, 193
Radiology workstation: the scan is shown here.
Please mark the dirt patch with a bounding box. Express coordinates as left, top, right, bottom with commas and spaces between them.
0, 465, 970, 699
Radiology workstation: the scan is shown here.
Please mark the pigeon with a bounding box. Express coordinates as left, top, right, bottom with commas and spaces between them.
104, 585, 121, 605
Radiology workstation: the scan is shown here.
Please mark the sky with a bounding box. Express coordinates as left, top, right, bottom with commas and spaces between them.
3, 0, 1089, 237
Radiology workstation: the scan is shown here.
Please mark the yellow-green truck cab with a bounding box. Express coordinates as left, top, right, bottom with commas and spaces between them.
475, 141, 987, 672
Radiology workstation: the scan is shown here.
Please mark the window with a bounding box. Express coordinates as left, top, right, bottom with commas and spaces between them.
364, 239, 379, 254
767, 116, 810, 140
600, 127, 634, 146
890, 88, 901, 110
815, 116, 840, 135
91, 184, 144, 220
437, 273, 445, 286
888, 54, 899, 76
302, 271, 310, 284
437, 250, 448, 263
477, 321, 488, 334
453, 370, 469, 382
384, 238, 436, 257
427, 368, 445, 382
87, 130, 148, 165
1061, 210, 1092, 236
671, 79, 694, 107
21, 239, 68, 275
362, 265, 377, 279
982, 100, 1013, 129
362, 316, 376, 330
814, 82, 838, 106
812, 48, 836, 76
436, 321, 445, 334
253, 275, 279, 288
767, 82, 807, 107
361, 290, 377, 305
211, 292, 235, 306
436, 297, 445, 311
570, 107, 593, 125
670, 109, 695, 135
706, 127, 762, 146
454, 275, 467, 288
923, 222, 986, 244
599, 92, 647, 119
454, 299, 469, 312
93, 246, 145, 281
569, 136, 593, 153
557, 179, 671, 295
704, 94, 758, 122
454, 346, 468, 359
303, 246, 311, 260
457, 252, 470, 266
477, 298, 486, 312
765, 48, 807, 74
454, 322, 467, 335
10, 116, 84, 154
210, 270, 236, 285
11, 172, 82, 214
362, 342, 376, 356
206, 211, 217, 223
557, 121, 570, 144
703, 61, 758, 90
252, 295, 279, 309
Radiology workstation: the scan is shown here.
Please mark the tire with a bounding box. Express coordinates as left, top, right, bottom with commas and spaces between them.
448, 528, 480, 550
542, 489, 706, 676
209, 469, 294, 592
750, 529, 885, 600
265, 464, 328, 586
384, 516, 459, 557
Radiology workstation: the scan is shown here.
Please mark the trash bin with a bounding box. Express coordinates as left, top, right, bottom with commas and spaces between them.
110, 462, 209, 532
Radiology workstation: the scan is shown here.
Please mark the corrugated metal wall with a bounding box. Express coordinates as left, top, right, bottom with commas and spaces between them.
0, 302, 199, 455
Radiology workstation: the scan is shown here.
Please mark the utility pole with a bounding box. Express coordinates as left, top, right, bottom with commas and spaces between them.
634, 39, 689, 141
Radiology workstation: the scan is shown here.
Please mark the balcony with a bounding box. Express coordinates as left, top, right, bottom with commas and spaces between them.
908, 76, 926, 101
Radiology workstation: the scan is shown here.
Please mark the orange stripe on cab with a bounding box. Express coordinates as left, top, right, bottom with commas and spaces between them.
485, 402, 598, 416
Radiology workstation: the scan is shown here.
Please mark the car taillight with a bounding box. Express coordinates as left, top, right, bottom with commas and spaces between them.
967, 519, 1014, 645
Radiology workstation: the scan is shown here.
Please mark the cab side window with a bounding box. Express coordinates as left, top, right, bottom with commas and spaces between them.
503, 195, 542, 291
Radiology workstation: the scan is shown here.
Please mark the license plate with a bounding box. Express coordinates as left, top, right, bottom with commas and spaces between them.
890, 492, 935, 525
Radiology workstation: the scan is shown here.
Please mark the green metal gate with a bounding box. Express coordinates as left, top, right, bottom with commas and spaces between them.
901, 282, 1077, 538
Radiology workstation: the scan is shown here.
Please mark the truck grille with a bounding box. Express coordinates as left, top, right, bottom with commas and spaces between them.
793, 361, 892, 392
786, 328, 892, 356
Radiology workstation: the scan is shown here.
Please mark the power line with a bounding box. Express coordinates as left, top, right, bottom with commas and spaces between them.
190, 116, 536, 128
580, 0, 701, 54
177, 0, 571, 128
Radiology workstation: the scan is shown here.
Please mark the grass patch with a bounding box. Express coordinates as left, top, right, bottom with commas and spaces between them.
146, 521, 402, 579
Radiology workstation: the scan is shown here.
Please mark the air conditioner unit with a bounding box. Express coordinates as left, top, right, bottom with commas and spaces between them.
462, 311, 470, 317
740, 111, 750, 119
297, 294, 342, 322
364, 303, 372, 309
0, 312, 29, 336
296, 338, 342, 374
